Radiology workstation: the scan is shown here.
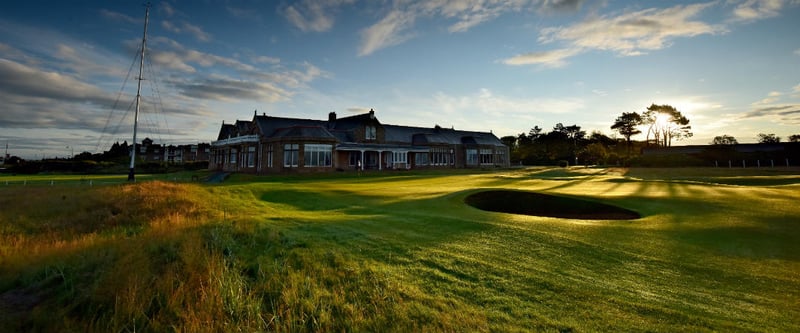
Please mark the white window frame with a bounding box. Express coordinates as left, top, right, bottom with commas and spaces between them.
230, 148, 238, 164
303, 144, 332, 167
247, 146, 256, 167
392, 151, 407, 164
466, 149, 478, 166
480, 148, 493, 165
267, 144, 273, 168
283, 144, 298, 167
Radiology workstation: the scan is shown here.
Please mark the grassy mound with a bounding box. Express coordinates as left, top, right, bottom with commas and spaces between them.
465, 189, 641, 220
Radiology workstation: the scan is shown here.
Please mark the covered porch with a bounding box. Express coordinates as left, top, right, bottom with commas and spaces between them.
336, 143, 429, 170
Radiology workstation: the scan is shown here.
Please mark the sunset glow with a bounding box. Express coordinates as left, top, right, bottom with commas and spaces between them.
1, 1, 799, 158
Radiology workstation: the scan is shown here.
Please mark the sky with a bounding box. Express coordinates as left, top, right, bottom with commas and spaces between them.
1, 0, 799, 159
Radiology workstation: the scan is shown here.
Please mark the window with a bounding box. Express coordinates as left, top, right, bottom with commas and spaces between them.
247, 146, 256, 167
466, 149, 478, 165
480, 149, 493, 165
415, 153, 428, 166
267, 144, 273, 168
365, 126, 376, 140
303, 144, 331, 167
349, 151, 359, 166
392, 151, 407, 164
229, 148, 238, 164
495, 149, 506, 165
431, 147, 452, 166
284, 144, 298, 167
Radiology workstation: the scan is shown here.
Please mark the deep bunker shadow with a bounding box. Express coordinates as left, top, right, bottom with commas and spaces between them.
465, 190, 641, 220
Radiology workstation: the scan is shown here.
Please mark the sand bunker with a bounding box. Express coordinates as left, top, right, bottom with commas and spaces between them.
465, 190, 640, 220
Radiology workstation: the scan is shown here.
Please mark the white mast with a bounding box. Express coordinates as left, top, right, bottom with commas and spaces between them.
128, 4, 150, 181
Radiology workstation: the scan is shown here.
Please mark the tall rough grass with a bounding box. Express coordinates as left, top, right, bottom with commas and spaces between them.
1, 181, 466, 332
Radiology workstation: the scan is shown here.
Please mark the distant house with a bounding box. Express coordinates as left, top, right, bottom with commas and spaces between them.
134, 138, 210, 164
210, 109, 510, 173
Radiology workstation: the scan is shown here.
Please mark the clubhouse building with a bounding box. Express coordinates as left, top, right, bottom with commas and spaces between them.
210, 109, 509, 173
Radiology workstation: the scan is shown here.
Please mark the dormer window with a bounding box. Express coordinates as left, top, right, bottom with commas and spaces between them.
366, 125, 376, 140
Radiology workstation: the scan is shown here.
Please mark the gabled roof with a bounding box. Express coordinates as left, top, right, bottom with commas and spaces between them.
217, 123, 237, 140
272, 126, 337, 140
216, 111, 505, 148
333, 112, 379, 131
254, 115, 327, 137
384, 125, 505, 146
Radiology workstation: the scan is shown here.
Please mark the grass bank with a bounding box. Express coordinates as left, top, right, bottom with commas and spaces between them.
1, 167, 798, 332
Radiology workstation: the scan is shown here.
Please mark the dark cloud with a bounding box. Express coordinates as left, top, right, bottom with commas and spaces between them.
743, 104, 800, 124
540, 0, 584, 12
173, 77, 291, 103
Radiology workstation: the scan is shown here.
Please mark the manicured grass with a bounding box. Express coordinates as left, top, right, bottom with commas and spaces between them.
1, 167, 798, 332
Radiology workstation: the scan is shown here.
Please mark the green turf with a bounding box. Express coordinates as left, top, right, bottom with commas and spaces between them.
1, 167, 798, 332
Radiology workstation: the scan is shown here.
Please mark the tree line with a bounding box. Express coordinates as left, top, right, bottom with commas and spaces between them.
502, 104, 800, 166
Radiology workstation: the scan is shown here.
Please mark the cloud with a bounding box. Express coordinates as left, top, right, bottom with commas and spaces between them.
226, 6, 262, 21
741, 87, 800, 125
502, 48, 581, 67
159, 2, 176, 17
282, 0, 354, 32
753, 91, 783, 105
541, 3, 724, 56
161, 20, 212, 42
0, 58, 117, 130
421, 0, 527, 33
174, 75, 292, 103
141, 37, 327, 103
539, 0, 585, 12
99, 9, 140, 25
253, 55, 280, 64
0, 59, 110, 104
743, 104, 800, 123
360, 0, 561, 56
55, 43, 127, 79
506, 3, 725, 68
731, 0, 784, 21
359, 9, 417, 56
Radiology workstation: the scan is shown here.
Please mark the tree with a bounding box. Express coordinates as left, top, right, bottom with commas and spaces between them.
642, 104, 692, 147
789, 134, 800, 142
528, 126, 544, 141
711, 135, 738, 145
757, 133, 781, 143
500, 136, 517, 149
611, 112, 642, 154
581, 143, 609, 165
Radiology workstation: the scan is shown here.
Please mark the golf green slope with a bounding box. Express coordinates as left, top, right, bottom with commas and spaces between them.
1, 167, 798, 332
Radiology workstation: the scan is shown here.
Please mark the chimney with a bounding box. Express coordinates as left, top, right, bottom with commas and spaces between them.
369, 108, 375, 119
329, 111, 336, 122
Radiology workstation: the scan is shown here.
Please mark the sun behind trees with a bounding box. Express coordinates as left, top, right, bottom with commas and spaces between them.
642, 104, 692, 147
